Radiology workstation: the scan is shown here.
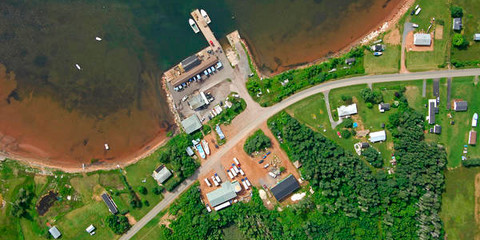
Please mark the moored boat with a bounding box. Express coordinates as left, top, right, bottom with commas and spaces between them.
202, 139, 210, 155
200, 9, 211, 24
196, 144, 206, 159
189, 18, 200, 33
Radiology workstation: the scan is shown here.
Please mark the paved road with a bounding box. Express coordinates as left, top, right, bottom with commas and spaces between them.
121, 68, 480, 239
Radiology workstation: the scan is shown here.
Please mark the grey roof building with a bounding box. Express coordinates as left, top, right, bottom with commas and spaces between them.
180, 55, 201, 72
181, 114, 202, 134
453, 18, 462, 31
428, 99, 437, 124
454, 101, 468, 111
345, 58, 356, 65
49, 226, 62, 239
152, 165, 172, 184
433, 125, 441, 134
186, 146, 195, 156
378, 103, 390, 112
101, 193, 118, 214
474, 34, 480, 41
206, 181, 239, 207
187, 92, 209, 110
414, 33, 432, 46
270, 175, 300, 201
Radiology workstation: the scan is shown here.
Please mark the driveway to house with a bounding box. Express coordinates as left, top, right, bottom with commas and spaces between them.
401, 22, 414, 73
120, 68, 480, 240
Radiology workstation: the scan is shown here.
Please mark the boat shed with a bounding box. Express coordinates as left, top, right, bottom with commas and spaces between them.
475, 34, 480, 41
453, 18, 462, 31
49, 226, 62, 239
469, 130, 477, 145
337, 104, 358, 118
101, 193, 119, 214
270, 175, 300, 201
413, 33, 432, 46
454, 100, 468, 111
188, 92, 209, 110
181, 114, 202, 134
206, 181, 238, 207
152, 165, 172, 184
369, 130, 386, 143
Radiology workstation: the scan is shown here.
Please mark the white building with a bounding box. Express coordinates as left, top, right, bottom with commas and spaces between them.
369, 130, 386, 143
152, 165, 172, 184
414, 33, 432, 46
337, 104, 357, 118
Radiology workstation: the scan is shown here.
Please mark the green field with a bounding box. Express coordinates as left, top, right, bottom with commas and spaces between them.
405, 0, 451, 71
451, 0, 480, 63
364, 44, 401, 74
440, 167, 480, 239
130, 210, 168, 240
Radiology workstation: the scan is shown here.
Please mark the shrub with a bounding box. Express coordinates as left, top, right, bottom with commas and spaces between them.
244, 130, 271, 155
341, 95, 352, 103
106, 215, 131, 235
143, 200, 150, 207
462, 159, 480, 167
366, 102, 373, 109
164, 177, 182, 192
360, 88, 383, 104
342, 118, 353, 128
340, 129, 351, 139
452, 33, 469, 49
451, 6, 463, 18
152, 186, 164, 195
138, 186, 147, 195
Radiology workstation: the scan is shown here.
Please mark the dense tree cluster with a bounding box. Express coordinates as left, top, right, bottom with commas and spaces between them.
11, 188, 34, 218
158, 134, 200, 180
362, 147, 383, 168
450, 5, 463, 18
243, 130, 271, 155
106, 215, 130, 235
360, 88, 383, 104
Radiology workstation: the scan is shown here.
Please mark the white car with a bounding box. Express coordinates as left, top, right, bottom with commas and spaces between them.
210, 66, 216, 72
207, 68, 212, 74
412, 23, 419, 28
204, 70, 209, 76
216, 61, 223, 69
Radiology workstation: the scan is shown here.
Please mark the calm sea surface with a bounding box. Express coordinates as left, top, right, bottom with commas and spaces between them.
0, 0, 401, 165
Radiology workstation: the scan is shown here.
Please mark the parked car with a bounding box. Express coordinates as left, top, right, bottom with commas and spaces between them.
216, 61, 223, 69
207, 68, 212, 74
412, 23, 419, 28
209, 40, 214, 46
204, 70, 209, 76
210, 66, 216, 72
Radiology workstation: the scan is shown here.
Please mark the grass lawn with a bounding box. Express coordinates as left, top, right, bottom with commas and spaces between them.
364, 44, 400, 74
405, 0, 451, 71
440, 167, 480, 239
425, 76, 480, 168
130, 210, 168, 240
451, 0, 480, 62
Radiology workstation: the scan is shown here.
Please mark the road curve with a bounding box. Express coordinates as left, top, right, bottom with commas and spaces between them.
120, 68, 480, 240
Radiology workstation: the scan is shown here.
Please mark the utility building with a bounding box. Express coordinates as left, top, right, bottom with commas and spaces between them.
414, 33, 432, 46
270, 175, 300, 201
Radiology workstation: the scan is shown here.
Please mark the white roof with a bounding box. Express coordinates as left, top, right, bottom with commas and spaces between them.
475, 34, 480, 40
152, 165, 172, 184
49, 226, 61, 239
414, 33, 431, 46
337, 104, 357, 117
86, 224, 95, 233
369, 130, 386, 143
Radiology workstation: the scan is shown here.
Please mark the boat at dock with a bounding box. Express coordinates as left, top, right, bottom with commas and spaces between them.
189, 18, 200, 33
202, 139, 210, 155
196, 144, 206, 159
200, 9, 211, 24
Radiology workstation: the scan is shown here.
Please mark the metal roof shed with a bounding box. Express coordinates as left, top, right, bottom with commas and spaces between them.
206, 181, 237, 207
152, 165, 172, 184
101, 193, 119, 214
475, 34, 480, 41
369, 130, 386, 143
270, 175, 300, 201
337, 104, 358, 118
181, 114, 202, 134
180, 55, 201, 72
49, 226, 62, 239
453, 18, 462, 31
454, 101, 468, 111
188, 92, 209, 110
413, 33, 432, 46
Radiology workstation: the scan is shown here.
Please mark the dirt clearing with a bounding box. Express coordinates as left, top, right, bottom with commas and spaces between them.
384, 28, 401, 45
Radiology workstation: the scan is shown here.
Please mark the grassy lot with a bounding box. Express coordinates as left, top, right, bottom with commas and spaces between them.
364, 44, 400, 74
373, 80, 425, 111
405, 0, 451, 71
130, 210, 168, 240
425, 76, 480, 168
440, 167, 480, 239
451, 0, 480, 62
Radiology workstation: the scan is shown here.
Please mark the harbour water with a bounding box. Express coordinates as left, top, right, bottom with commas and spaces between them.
0, 0, 403, 167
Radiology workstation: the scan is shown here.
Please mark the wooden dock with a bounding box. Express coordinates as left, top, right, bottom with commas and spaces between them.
191, 9, 222, 51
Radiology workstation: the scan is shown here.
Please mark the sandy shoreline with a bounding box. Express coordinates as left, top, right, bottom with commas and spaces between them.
3, 0, 414, 173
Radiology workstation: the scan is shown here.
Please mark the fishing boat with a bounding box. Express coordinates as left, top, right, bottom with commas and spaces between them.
196, 144, 206, 159
473, 113, 478, 127
200, 9, 211, 24
95, 37, 102, 41
75, 64, 81, 70
189, 18, 200, 33
415, 8, 421, 15
202, 140, 210, 155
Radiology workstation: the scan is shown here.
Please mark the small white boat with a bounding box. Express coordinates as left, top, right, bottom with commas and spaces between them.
104, 144, 110, 150
196, 144, 206, 159
200, 9, 211, 24
95, 37, 102, 41
414, 4, 419, 10
75, 64, 81, 70
202, 140, 210, 155
473, 113, 478, 127
415, 8, 421, 15
189, 18, 200, 33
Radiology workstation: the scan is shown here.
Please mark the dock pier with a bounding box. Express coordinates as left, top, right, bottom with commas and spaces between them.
191, 9, 222, 52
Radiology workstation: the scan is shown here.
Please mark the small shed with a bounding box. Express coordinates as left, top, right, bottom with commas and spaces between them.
369, 130, 386, 143
454, 101, 468, 112
270, 175, 300, 201
49, 226, 62, 239
453, 18, 462, 31
469, 130, 477, 145
378, 103, 390, 112
337, 104, 358, 118
86, 225, 96, 235
414, 33, 432, 46
293, 160, 302, 169
475, 34, 480, 41
186, 146, 195, 156
345, 58, 356, 65
101, 193, 118, 214
433, 125, 441, 134
152, 165, 172, 184
181, 114, 202, 134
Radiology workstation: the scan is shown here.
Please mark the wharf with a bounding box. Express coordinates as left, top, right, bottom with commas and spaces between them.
191, 9, 222, 52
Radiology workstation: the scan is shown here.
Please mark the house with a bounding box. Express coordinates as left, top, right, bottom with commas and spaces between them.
101, 193, 118, 214
430, 125, 441, 134
453, 18, 462, 31
345, 58, 356, 65
427, 99, 437, 124
187, 92, 209, 110
186, 146, 195, 156
270, 175, 300, 201
181, 114, 202, 134
49, 226, 62, 239
469, 130, 477, 145
413, 33, 432, 46
454, 100, 468, 112
337, 104, 357, 118
86, 225, 96, 235
206, 181, 241, 209
378, 103, 390, 113
475, 34, 480, 41
152, 165, 172, 184
369, 130, 386, 143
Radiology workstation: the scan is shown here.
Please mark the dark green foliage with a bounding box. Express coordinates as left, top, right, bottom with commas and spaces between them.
137, 186, 147, 195
362, 147, 383, 168
158, 134, 200, 181
11, 188, 34, 218
341, 95, 352, 104
450, 5, 463, 18
361, 88, 383, 104
340, 129, 351, 139
152, 185, 164, 195
452, 33, 469, 49
130, 198, 142, 209
462, 159, 480, 167
451, 59, 480, 68
208, 95, 247, 126
243, 130, 271, 155
106, 215, 131, 235
342, 118, 353, 128
164, 177, 182, 192
143, 200, 150, 207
